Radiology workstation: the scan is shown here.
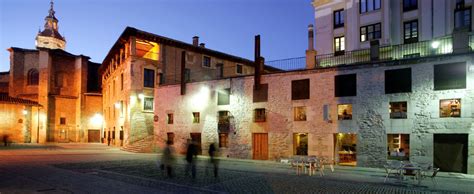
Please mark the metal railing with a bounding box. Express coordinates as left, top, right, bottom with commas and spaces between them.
265, 34, 473, 71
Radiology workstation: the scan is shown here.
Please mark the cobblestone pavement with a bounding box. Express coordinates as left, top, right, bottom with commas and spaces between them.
1, 144, 474, 193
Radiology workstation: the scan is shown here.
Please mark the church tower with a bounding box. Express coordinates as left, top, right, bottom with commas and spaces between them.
35, 0, 66, 50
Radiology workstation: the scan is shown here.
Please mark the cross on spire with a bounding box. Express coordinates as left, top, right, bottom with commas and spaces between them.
49, 0, 55, 18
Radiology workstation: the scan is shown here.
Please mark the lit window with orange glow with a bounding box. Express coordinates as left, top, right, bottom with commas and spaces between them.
136, 39, 159, 60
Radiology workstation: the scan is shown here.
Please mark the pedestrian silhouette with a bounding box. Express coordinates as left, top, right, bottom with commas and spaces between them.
3, 134, 8, 147
208, 143, 219, 178
161, 140, 175, 178
185, 139, 198, 179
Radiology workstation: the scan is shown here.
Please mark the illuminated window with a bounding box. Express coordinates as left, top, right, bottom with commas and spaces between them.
167, 132, 175, 145
440, 99, 461, 118
193, 112, 200, 123
337, 104, 352, 120
144, 69, 155, 88
360, 23, 381, 42
294, 106, 306, 121
335, 74, 357, 97
385, 68, 412, 94
217, 88, 230, 105
292, 79, 310, 100
167, 113, 174, 124
144, 97, 154, 111
404, 20, 418, 44
434, 63, 466, 90
387, 134, 410, 160
60, 117, 66, 125
27, 69, 39, 85
403, 0, 417, 12
294, 133, 308, 155
254, 108, 266, 122
334, 36, 345, 56
389, 102, 407, 119
219, 133, 228, 148
135, 40, 159, 60
202, 56, 211, 68
360, 0, 381, 13
236, 64, 243, 74
334, 9, 344, 28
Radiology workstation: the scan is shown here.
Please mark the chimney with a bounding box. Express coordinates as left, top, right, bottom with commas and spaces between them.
254, 35, 261, 90
192, 36, 199, 46
305, 24, 317, 69
199, 43, 205, 48
308, 24, 314, 51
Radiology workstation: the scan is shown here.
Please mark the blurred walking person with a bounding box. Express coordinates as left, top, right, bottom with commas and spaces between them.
208, 143, 219, 178
161, 140, 175, 178
185, 139, 198, 179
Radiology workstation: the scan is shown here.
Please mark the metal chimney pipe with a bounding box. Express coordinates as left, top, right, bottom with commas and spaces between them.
254, 35, 261, 90
180, 51, 186, 95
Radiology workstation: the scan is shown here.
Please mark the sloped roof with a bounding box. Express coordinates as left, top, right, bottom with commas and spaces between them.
0, 93, 41, 106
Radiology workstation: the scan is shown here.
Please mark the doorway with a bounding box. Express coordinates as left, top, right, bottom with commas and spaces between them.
334, 133, 357, 166
190, 133, 202, 155
87, 130, 101, 143
434, 134, 468, 173
253, 133, 268, 160
293, 133, 308, 155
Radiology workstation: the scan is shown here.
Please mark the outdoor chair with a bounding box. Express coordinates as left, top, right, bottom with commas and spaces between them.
420, 167, 440, 186
384, 160, 403, 183
290, 156, 305, 175
319, 156, 335, 172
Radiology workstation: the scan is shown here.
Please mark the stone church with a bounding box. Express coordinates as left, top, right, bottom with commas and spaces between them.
0, 1, 102, 143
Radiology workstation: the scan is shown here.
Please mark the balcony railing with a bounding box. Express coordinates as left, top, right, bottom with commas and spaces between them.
266, 34, 474, 71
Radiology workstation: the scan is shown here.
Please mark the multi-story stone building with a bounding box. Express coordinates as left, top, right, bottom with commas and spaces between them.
152, 0, 474, 175
1, 1, 102, 143
99, 27, 278, 150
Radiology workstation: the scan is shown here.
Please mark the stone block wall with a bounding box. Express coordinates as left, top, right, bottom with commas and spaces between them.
155, 54, 474, 173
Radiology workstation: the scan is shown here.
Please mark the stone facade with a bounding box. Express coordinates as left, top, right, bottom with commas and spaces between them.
155, 53, 474, 174
6, 48, 102, 143
100, 27, 276, 148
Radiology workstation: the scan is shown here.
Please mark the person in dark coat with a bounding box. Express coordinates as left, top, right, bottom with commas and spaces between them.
208, 143, 219, 178
185, 139, 198, 178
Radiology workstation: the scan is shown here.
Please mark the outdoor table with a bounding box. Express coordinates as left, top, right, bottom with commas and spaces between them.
401, 166, 422, 185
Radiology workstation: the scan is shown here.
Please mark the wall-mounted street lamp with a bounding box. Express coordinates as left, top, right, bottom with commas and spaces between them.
115, 102, 121, 109
22, 109, 28, 115
431, 41, 440, 49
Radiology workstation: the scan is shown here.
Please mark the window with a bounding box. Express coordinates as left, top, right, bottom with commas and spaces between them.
144, 97, 154, 111
291, 79, 310, 100
455, 8, 471, 29
184, 68, 191, 82
253, 84, 268, 103
334, 36, 345, 56
294, 133, 308, 155
387, 134, 410, 160
434, 63, 466, 90
192, 112, 200, 123
144, 68, 155, 88
360, 23, 381, 42
120, 73, 124, 90
167, 132, 175, 145
335, 74, 357, 97
404, 20, 418, 43
202, 56, 211, 68
167, 113, 173, 124
334, 9, 344, 28
27, 69, 39, 85
403, 0, 417, 12
385, 68, 412, 94
217, 88, 230, 105
294, 106, 306, 121
360, 0, 381, 13
219, 133, 228, 148
218, 111, 230, 133
389, 102, 407, 119
60, 117, 66, 125
254, 108, 266, 122
120, 127, 124, 140
440, 99, 461, 118
236, 64, 243, 74
337, 104, 352, 120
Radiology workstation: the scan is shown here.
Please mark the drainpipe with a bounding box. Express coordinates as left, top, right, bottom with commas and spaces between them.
180, 51, 186, 95
254, 35, 261, 90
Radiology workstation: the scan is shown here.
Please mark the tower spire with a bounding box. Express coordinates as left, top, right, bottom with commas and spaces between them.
35, 0, 66, 50
49, 0, 55, 18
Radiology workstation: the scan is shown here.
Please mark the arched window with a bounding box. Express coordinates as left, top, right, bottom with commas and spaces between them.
27, 69, 39, 85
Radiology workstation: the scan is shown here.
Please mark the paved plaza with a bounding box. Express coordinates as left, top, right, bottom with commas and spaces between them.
1, 144, 473, 193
